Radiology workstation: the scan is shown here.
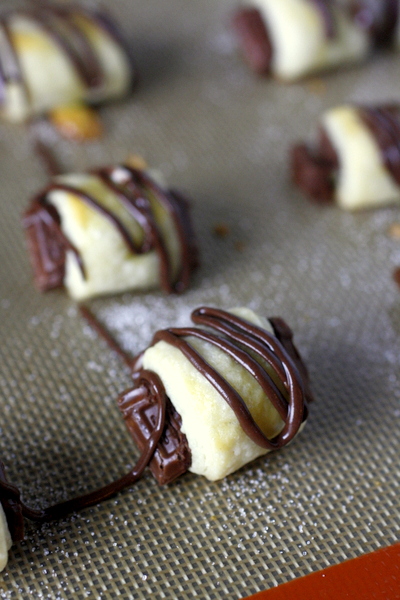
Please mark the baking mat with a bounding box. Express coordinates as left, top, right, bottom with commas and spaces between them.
1, 1, 400, 598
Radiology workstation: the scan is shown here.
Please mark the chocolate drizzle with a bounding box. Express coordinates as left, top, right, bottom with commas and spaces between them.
0, 2, 134, 113
22, 166, 198, 294
0, 370, 167, 541
359, 106, 400, 185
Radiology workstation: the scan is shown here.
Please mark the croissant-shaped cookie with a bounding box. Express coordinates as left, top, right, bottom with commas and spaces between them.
23, 165, 198, 299
233, 0, 371, 80
120, 306, 313, 483
291, 104, 400, 210
0, 3, 134, 122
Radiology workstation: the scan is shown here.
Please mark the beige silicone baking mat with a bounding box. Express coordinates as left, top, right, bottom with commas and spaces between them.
1, 1, 400, 598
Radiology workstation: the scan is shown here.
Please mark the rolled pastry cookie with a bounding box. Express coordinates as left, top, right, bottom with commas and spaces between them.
291, 104, 400, 210
119, 306, 313, 483
232, 0, 370, 80
23, 165, 198, 300
0, 503, 12, 573
0, 3, 134, 122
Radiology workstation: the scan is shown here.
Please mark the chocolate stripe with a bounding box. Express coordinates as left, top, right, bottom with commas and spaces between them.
149, 307, 308, 449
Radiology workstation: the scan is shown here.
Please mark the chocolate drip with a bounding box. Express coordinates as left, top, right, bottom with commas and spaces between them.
291, 127, 339, 203
83, 305, 310, 481
79, 304, 134, 370
269, 317, 314, 405
0, 370, 168, 539
22, 166, 198, 294
0, 2, 133, 111
79, 303, 192, 485
29, 6, 103, 89
359, 106, 400, 185
81, 305, 311, 456
0, 463, 25, 543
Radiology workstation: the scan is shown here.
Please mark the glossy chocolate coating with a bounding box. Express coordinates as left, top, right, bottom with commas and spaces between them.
0, 370, 168, 540
291, 128, 338, 203
22, 166, 198, 295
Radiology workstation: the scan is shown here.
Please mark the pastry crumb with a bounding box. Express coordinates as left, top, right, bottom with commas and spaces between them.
213, 223, 230, 238
387, 223, 400, 240
307, 78, 326, 96
234, 241, 245, 252
125, 154, 148, 171
49, 104, 103, 141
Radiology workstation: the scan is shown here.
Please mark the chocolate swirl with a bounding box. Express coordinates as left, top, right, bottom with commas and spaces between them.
0, 1, 134, 112
23, 166, 198, 294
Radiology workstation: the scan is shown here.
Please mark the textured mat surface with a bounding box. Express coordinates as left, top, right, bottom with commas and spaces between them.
0, 1, 400, 598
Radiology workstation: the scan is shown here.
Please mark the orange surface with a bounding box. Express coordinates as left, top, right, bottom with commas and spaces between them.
243, 544, 400, 600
